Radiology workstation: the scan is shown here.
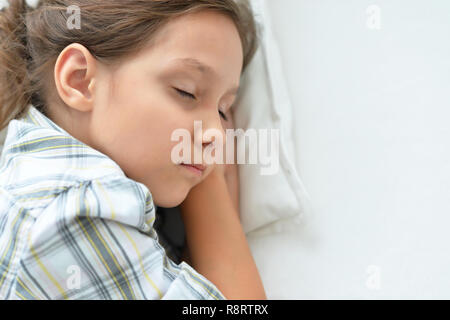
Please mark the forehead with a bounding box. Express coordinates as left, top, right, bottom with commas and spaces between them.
147, 11, 244, 75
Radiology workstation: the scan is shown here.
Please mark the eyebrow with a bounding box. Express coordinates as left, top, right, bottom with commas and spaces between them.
173, 58, 240, 96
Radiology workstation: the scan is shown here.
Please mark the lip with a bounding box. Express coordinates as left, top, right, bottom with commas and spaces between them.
180, 163, 206, 176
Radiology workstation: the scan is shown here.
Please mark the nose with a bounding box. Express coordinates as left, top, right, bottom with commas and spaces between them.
194, 110, 225, 163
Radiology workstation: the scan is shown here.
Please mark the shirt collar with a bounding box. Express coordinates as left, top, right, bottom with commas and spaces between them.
1, 104, 126, 180
21, 104, 72, 135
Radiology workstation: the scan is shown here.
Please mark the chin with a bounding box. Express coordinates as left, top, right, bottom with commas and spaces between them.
152, 184, 190, 208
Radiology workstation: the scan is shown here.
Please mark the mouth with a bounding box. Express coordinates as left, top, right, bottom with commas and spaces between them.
179, 163, 206, 177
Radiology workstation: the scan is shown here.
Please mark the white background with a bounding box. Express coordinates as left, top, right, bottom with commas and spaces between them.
246, 0, 450, 298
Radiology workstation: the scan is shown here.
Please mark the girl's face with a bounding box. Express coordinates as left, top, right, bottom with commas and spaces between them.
85, 10, 243, 207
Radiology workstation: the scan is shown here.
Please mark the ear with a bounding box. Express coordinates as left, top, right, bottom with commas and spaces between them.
54, 43, 97, 112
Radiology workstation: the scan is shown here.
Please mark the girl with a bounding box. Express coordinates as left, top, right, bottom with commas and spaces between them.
0, 0, 266, 299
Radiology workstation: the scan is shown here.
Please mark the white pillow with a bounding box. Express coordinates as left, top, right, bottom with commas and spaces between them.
234, 0, 313, 235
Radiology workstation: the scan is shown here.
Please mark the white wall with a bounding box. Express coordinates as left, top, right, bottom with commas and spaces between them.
253, 0, 450, 298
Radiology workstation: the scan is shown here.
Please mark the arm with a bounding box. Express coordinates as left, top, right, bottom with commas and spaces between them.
180, 171, 266, 300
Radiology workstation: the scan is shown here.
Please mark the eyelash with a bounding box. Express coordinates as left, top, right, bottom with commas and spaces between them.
175, 88, 228, 121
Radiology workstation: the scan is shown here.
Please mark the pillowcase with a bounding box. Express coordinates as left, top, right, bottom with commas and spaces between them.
233, 0, 313, 234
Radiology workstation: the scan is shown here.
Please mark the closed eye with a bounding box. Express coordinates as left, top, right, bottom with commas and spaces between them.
174, 87, 228, 121
174, 88, 196, 100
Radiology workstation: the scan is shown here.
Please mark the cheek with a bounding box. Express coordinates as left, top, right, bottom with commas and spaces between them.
101, 76, 194, 171
114, 110, 190, 174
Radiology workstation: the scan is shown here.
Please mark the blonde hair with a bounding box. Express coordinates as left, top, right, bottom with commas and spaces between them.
0, 0, 259, 130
